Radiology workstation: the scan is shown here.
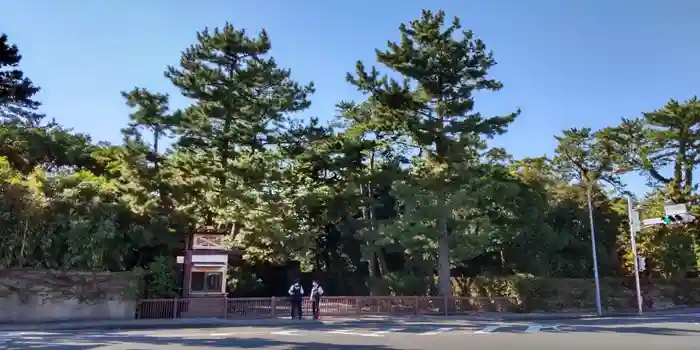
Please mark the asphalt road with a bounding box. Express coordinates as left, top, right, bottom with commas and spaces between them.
3, 313, 700, 349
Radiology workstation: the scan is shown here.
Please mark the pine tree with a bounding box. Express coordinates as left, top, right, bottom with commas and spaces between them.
165, 24, 313, 228
0, 34, 42, 125
348, 10, 519, 296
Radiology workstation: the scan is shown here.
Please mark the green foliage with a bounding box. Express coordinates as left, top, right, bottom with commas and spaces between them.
142, 256, 178, 299
453, 275, 700, 312
226, 265, 267, 297
0, 16, 699, 302
347, 9, 520, 296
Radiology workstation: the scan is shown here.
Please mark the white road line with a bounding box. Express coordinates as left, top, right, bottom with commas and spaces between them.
270, 330, 300, 336
373, 328, 406, 334
474, 325, 504, 334
525, 324, 560, 333
419, 327, 453, 335
0, 332, 54, 337
148, 333, 198, 338
17, 336, 44, 340
328, 329, 383, 337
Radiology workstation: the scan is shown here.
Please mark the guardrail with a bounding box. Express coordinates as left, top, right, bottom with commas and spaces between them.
136, 296, 515, 319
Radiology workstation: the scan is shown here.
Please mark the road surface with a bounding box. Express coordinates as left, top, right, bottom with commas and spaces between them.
2, 313, 700, 349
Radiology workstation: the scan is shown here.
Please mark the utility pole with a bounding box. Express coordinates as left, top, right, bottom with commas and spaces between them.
625, 194, 643, 315
586, 187, 602, 316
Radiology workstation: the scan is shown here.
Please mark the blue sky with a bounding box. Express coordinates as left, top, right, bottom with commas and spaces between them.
1, 0, 699, 196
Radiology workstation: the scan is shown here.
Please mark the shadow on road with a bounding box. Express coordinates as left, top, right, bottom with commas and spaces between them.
2, 333, 396, 349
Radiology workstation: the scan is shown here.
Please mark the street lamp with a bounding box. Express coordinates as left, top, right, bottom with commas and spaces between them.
614, 167, 643, 315
584, 185, 603, 316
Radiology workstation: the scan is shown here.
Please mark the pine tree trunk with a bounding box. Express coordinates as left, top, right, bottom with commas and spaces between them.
437, 207, 452, 296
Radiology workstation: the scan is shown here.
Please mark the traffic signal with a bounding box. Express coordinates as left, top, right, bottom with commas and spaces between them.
662, 214, 684, 224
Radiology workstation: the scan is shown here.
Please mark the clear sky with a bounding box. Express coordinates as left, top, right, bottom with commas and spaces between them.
1, 0, 699, 195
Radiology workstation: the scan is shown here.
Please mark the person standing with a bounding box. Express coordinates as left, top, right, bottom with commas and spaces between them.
310, 280, 324, 320
288, 279, 303, 319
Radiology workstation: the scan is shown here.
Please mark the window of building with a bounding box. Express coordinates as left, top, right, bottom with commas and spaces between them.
205, 272, 222, 291
190, 271, 223, 292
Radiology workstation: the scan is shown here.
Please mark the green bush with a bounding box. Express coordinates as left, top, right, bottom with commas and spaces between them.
453, 274, 700, 312
141, 256, 178, 299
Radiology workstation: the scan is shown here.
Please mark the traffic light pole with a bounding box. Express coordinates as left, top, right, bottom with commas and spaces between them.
626, 194, 643, 315
586, 187, 603, 317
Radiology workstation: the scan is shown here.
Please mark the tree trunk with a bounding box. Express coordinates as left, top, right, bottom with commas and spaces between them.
437, 233, 451, 296
437, 200, 451, 296
368, 251, 378, 296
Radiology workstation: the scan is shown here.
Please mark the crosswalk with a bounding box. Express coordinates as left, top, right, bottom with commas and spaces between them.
0, 324, 564, 343
199, 324, 565, 338
283, 324, 563, 337
0, 323, 570, 346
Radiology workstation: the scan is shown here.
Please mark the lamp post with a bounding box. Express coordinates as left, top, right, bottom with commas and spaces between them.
614, 167, 643, 315
585, 186, 602, 316
625, 193, 643, 315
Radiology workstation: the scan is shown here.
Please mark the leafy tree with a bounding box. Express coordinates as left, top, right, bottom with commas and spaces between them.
3, 14, 700, 297
0, 122, 99, 173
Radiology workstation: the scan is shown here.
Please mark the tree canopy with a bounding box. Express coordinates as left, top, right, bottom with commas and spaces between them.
2, 10, 699, 297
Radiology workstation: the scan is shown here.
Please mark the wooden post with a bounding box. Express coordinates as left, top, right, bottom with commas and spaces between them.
443, 295, 448, 316
172, 298, 178, 318
271, 296, 277, 318
182, 251, 193, 298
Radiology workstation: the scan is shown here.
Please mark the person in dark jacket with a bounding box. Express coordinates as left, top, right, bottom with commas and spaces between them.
309, 280, 324, 320
288, 279, 303, 319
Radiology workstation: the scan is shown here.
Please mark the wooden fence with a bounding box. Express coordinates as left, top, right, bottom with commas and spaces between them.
136, 296, 516, 319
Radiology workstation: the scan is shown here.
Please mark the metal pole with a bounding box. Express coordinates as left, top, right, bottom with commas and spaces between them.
586, 187, 603, 316
626, 194, 643, 315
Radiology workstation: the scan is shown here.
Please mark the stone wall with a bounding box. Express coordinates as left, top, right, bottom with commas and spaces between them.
0, 268, 139, 323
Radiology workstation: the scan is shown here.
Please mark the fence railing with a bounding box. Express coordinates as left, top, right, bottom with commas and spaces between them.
136, 296, 515, 319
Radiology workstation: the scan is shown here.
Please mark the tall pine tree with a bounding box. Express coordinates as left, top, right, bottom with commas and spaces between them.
165, 24, 314, 230
348, 10, 519, 296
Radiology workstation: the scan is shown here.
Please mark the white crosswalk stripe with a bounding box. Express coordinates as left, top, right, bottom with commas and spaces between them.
328, 329, 384, 337
269, 324, 563, 337
474, 325, 503, 334
0, 323, 570, 343
419, 327, 453, 335
373, 328, 406, 334
525, 324, 560, 333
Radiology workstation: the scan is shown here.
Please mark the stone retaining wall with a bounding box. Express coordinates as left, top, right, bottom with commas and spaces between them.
0, 269, 138, 323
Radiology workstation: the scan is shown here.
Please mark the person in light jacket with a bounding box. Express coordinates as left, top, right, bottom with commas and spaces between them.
288, 279, 303, 319
309, 280, 324, 320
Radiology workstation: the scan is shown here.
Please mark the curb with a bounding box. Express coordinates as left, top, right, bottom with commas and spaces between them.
0, 318, 322, 332
460, 311, 694, 322
495, 314, 608, 322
